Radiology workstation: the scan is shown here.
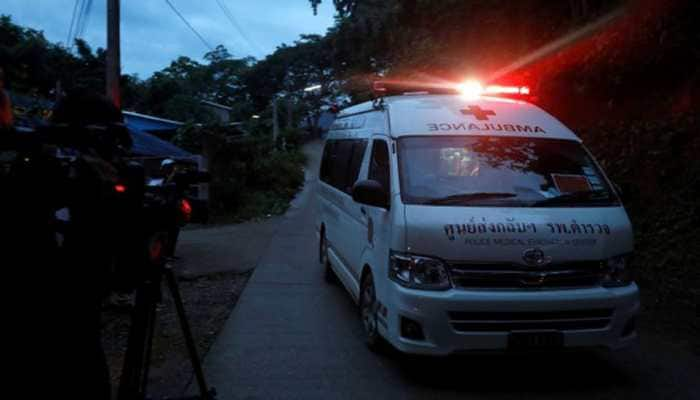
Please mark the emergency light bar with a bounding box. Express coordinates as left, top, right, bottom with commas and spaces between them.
373, 80, 456, 96
483, 84, 530, 96
373, 80, 531, 100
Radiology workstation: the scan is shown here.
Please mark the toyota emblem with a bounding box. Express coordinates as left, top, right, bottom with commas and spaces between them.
522, 248, 551, 267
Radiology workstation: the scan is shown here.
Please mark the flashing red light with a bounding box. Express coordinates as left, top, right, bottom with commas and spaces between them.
470, 83, 532, 98
372, 79, 532, 100
180, 198, 193, 222
456, 80, 484, 100
114, 184, 127, 193
372, 81, 387, 93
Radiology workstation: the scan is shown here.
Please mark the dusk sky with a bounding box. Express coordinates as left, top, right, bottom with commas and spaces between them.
2, 0, 336, 78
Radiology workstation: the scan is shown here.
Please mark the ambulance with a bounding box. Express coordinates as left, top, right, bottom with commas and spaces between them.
316, 81, 639, 355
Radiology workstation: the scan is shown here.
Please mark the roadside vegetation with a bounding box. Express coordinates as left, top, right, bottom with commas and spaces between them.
174, 124, 308, 223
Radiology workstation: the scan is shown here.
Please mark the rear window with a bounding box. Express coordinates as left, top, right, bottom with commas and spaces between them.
397, 136, 619, 207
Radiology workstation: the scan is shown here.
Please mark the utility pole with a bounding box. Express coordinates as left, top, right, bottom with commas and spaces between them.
106, 0, 121, 109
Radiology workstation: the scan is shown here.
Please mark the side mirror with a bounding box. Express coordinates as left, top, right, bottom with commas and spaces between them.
352, 179, 389, 209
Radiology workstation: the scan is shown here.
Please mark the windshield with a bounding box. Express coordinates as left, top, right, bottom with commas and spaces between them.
397, 136, 619, 207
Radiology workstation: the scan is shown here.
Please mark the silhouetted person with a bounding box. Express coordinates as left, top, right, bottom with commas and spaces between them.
51, 92, 132, 399
9, 92, 132, 399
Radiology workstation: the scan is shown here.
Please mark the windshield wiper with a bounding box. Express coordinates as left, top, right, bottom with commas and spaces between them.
425, 192, 517, 205
530, 190, 611, 207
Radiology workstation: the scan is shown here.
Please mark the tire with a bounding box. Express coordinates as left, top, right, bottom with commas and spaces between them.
320, 233, 336, 284
360, 272, 386, 352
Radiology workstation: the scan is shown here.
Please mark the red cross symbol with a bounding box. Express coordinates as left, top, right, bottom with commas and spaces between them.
461, 106, 496, 121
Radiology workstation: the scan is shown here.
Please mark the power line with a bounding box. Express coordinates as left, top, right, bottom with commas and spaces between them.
73, 0, 89, 40
66, 0, 81, 46
77, 0, 95, 39
214, 0, 263, 55
164, 0, 214, 51
68, 0, 93, 49
74, 0, 94, 40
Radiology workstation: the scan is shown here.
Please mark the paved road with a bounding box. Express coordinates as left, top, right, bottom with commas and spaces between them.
198, 141, 699, 400
177, 216, 283, 276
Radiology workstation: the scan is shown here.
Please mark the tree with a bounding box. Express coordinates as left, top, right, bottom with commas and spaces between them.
0, 15, 108, 97
240, 33, 342, 134
130, 47, 254, 123
310, 0, 357, 17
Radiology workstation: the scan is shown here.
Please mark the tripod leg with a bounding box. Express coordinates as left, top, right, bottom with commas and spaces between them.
118, 278, 159, 400
164, 264, 213, 399
139, 293, 158, 396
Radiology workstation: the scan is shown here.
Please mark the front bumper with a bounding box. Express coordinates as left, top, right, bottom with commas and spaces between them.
380, 283, 640, 356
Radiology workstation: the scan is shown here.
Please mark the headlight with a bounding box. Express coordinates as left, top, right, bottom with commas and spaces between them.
602, 254, 634, 287
389, 252, 451, 290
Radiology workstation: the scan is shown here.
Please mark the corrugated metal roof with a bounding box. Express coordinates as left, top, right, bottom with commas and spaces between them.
129, 127, 192, 158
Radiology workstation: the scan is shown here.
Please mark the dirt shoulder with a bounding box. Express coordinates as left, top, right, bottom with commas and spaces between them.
101, 269, 251, 399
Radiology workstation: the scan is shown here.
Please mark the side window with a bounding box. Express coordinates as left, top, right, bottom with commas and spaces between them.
344, 140, 367, 194
368, 140, 390, 193
320, 139, 367, 194
329, 140, 354, 190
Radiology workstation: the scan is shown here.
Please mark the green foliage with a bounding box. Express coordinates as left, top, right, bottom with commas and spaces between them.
248, 149, 307, 194
132, 51, 252, 122
0, 15, 107, 96
310, 0, 356, 17
1, 15, 255, 125
279, 127, 307, 150
580, 116, 700, 331
183, 124, 306, 220
240, 34, 340, 128
171, 122, 205, 153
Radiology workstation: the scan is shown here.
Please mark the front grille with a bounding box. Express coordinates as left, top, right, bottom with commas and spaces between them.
449, 261, 606, 289
448, 309, 613, 332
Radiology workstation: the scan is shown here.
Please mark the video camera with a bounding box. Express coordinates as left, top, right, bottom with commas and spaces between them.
1, 120, 208, 292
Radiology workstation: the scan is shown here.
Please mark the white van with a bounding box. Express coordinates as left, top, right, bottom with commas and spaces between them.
316, 86, 639, 355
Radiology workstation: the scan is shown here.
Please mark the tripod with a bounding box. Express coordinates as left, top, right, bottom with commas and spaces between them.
117, 257, 216, 400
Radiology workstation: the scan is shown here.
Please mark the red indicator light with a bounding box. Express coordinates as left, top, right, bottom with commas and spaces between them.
483, 85, 531, 96
458, 81, 532, 99
114, 184, 127, 193
180, 199, 193, 222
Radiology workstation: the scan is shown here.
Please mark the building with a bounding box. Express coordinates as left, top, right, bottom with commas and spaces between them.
200, 100, 232, 125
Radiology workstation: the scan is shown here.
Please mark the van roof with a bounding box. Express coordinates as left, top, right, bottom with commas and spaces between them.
335, 94, 581, 142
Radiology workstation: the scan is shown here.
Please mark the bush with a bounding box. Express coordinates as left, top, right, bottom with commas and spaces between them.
579, 116, 699, 343
278, 127, 307, 150
171, 122, 308, 220
190, 123, 307, 220
248, 149, 307, 196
